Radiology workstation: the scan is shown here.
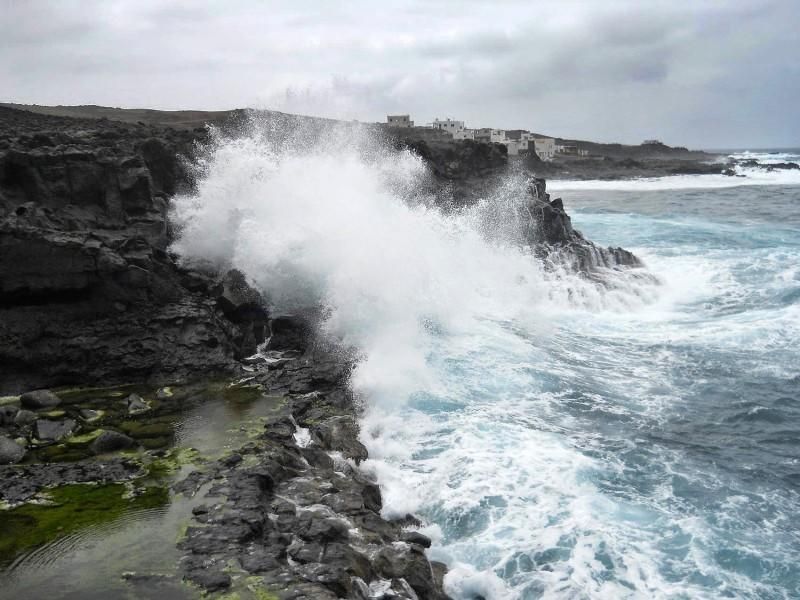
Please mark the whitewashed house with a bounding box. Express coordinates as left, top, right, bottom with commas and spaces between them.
430, 118, 464, 133
503, 139, 528, 155
386, 115, 414, 128
532, 137, 556, 161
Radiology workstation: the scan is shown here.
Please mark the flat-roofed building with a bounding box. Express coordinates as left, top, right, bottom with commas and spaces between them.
387, 114, 414, 127
532, 137, 556, 161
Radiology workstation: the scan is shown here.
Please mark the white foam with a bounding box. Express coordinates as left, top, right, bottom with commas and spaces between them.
171, 119, 660, 407
170, 118, 799, 599
548, 165, 800, 192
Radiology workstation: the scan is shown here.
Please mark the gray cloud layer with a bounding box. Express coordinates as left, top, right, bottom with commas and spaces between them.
1, 0, 797, 147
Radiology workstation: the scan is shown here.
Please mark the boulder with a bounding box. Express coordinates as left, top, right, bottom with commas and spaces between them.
311, 416, 369, 463
89, 430, 137, 454
401, 531, 432, 548
14, 409, 36, 426
20, 389, 62, 409
0, 405, 18, 426
33, 418, 76, 441
0, 435, 26, 464
126, 393, 150, 415
373, 544, 442, 599
79, 408, 102, 422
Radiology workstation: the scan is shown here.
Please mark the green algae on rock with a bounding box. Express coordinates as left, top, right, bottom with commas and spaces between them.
0, 483, 168, 565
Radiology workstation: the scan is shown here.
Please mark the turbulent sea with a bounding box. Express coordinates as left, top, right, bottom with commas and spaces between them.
174, 137, 800, 599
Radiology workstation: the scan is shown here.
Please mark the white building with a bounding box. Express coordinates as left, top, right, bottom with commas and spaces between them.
475, 128, 506, 143
386, 114, 414, 128
556, 143, 589, 157
532, 137, 556, 161
430, 118, 465, 134
503, 139, 528, 155
453, 128, 475, 140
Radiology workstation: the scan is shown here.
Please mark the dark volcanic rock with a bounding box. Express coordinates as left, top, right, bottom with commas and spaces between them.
14, 409, 36, 426
0, 456, 141, 504
33, 418, 76, 441
176, 348, 452, 600
89, 430, 137, 454
0, 435, 26, 464
401, 138, 508, 181
268, 314, 313, 353
525, 178, 644, 272
215, 269, 268, 358
20, 389, 62, 409
0, 405, 18, 426
0, 106, 265, 393
126, 393, 150, 414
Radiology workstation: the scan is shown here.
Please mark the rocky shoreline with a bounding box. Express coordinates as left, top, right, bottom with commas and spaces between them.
0, 105, 648, 598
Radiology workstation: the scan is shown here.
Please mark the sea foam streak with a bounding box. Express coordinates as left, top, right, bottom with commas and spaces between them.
549, 151, 800, 192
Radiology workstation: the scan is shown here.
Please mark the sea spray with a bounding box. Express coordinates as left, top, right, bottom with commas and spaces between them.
169, 117, 697, 599
170, 118, 658, 404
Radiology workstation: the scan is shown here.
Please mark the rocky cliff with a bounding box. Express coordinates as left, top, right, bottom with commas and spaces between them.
1, 107, 644, 393
0, 107, 267, 393
524, 177, 641, 271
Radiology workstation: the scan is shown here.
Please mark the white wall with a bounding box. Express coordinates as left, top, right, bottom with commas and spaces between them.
533, 137, 555, 161
490, 129, 506, 143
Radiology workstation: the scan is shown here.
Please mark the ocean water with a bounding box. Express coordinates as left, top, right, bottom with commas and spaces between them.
172, 134, 800, 600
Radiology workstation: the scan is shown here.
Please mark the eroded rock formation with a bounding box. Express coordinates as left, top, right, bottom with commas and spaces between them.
524, 177, 642, 272
0, 107, 265, 392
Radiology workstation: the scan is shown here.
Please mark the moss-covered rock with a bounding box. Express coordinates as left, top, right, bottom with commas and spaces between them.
0, 483, 168, 564
119, 421, 174, 439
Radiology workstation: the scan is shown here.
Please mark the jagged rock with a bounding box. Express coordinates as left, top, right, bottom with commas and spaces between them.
20, 389, 61, 409
268, 314, 312, 353
0, 435, 26, 464
239, 547, 280, 573
185, 570, 231, 592
175, 349, 452, 599
0, 456, 141, 504
400, 139, 507, 181
525, 177, 643, 272
216, 269, 269, 358
373, 544, 444, 600
33, 418, 76, 441
310, 416, 369, 463
400, 531, 432, 548
89, 430, 136, 454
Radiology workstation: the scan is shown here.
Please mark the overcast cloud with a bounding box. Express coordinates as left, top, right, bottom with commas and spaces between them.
1, 0, 798, 147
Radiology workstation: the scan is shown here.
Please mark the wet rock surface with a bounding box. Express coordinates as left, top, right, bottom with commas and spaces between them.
0, 456, 142, 504
174, 345, 451, 600
524, 178, 647, 273
0, 435, 26, 465
20, 389, 63, 409
89, 429, 136, 454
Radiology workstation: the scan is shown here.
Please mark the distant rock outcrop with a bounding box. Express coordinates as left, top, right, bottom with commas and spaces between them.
524, 178, 642, 271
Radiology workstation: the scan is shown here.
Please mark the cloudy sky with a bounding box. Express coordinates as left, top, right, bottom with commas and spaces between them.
1, 0, 798, 148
